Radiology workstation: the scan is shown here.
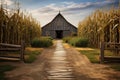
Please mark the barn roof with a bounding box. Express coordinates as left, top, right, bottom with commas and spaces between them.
42, 12, 77, 29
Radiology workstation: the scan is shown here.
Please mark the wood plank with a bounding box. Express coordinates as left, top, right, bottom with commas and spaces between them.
0, 42, 25, 62
0, 57, 20, 61
104, 56, 120, 58
0, 48, 20, 51
104, 56, 120, 61
105, 48, 120, 50
100, 42, 105, 63
0, 43, 21, 48
0, 56, 20, 58
106, 43, 120, 45
20, 41, 25, 61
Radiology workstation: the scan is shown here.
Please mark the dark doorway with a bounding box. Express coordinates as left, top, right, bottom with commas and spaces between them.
56, 30, 63, 39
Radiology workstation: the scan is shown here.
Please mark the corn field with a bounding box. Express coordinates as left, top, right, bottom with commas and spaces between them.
78, 7, 120, 48
0, 6, 41, 46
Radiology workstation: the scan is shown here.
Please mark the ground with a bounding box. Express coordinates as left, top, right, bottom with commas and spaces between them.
0, 40, 120, 80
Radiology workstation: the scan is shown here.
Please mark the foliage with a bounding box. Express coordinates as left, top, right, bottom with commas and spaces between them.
0, 65, 15, 80
31, 37, 53, 48
64, 37, 89, 47
63, 37, 71, 43
24, 47, 42, 63
110, 64, 120, 71
78, 7, 120, 48
41, 36, 53, 40
80, 50, 100, 63
69, 37, 79, 46
0, 5, 41, 46
25, 51, 41, 63
75, 38, 88, 47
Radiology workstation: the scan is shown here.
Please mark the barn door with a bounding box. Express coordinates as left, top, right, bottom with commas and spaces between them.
56, 30, 63, 39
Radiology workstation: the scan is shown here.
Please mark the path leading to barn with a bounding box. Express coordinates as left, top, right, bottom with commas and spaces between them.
46, 40, 75, 80
3, 40, 120, 80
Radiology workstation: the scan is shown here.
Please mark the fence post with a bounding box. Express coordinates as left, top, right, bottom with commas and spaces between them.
100, 42, 105, 63
20, 41, 25, 61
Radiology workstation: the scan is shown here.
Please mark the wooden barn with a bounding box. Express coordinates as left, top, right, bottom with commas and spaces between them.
42, 12, 77, 39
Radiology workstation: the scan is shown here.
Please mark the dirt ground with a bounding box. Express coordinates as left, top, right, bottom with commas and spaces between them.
1, 40, 120, 80
64, 43, 120, 80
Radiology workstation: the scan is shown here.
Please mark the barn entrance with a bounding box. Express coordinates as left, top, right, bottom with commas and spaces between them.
56, 30, 63, 39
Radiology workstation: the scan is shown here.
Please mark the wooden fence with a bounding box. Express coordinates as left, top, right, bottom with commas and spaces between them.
100, 42, 120, 63
0, 41, 25, 61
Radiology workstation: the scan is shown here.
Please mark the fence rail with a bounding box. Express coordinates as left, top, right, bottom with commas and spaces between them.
100, 42, 120, 63
0, 41, 25, 61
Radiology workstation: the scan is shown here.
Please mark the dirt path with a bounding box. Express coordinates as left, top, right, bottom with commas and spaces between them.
3, 40, 120, 80
46, 40, 75, 80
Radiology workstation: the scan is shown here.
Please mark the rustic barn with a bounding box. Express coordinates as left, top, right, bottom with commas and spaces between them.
42, 12, 77, 39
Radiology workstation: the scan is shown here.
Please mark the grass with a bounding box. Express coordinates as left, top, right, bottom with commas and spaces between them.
25, 51, 41, 63
0, 65, 15, 80
31, 37, 53, 48
80, 49, 100, 63
24, 47, 43, 63
110, 64, 120, 71
78, 48, 120, 71
63, 37, 88, 47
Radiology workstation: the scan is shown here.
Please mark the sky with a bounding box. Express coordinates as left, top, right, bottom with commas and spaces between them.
0, 0, 119, 27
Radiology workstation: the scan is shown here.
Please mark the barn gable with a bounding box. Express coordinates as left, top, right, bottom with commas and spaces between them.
42, 12, 77, 39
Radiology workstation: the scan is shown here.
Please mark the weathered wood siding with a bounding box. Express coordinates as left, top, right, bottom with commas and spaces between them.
42, 13, 77, 38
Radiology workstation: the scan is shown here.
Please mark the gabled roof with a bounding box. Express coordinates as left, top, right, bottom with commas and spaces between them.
42, 12, 77, 29
52, 12, 67, 23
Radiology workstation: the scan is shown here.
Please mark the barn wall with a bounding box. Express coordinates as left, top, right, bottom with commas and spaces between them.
42, 29, 77, 39
41, 13, 77, 38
